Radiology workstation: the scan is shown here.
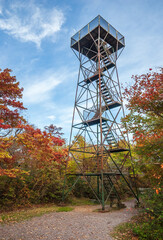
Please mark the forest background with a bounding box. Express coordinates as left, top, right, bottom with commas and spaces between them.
0, 67, 162, 239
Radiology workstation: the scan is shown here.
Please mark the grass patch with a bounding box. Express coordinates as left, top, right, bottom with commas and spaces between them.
68, 197, 98, 206
0, 204, 73, 224
111, 221, 137, 240
56, 206, 74, 212
0, 198, 93, 224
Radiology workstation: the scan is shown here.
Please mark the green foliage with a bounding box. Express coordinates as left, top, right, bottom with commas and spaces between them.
0, 175, 30, 208
0, 162, 66, 209
28, 162, 64, 203
140, 189, 163, 217
133, 219, 163, 240
73, 178, 95, 198
112, 217, 163, 240
112, 190, 163, 240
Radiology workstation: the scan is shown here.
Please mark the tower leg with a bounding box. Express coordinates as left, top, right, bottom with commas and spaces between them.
101, 172, 105, 210
97, 176, 100, 198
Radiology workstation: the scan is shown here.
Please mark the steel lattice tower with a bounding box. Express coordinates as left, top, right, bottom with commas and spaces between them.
63, 15, 139, 210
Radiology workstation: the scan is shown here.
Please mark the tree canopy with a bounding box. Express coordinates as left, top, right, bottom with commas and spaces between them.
122, 67, 163, 192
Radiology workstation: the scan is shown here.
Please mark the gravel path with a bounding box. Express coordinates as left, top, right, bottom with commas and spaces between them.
0, 200, 138, 240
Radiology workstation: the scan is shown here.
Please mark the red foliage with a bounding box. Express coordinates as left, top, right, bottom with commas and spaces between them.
44, 124, 64, 137
124, 67, 163, 117
0, 68, 67, 179
15, 125, 67, 168
123, 67, 163, 144
0, 68, 26, 132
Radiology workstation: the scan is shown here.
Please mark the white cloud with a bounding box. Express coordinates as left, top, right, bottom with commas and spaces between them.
47, 115, 56, 120
23, 68, 76, 104
0, 1, 64, 47
23, 72, 61, 103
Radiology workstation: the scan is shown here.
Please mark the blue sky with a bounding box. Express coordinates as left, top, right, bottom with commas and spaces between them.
0, 0, 163, 140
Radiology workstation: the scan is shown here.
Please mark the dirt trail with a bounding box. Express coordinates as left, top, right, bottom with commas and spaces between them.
0, 199, 138, 240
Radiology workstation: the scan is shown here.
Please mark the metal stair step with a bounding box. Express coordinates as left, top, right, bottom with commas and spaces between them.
105, 134, 114, 137
105, 133, 114, 136
106, 139, 116, 142
103, 93, 110, 97
107, 143, 117, 146
103, 132, 112, 135
106, 142, 116, 145
104, 98, 112, 102
103, 93, 111, 96
106, 140, 116, 143
101, 89, 110, 95
104, 59, 110, 64
103, 59, 109, 64
104, 94, 112, 98
103, 94, 111, 98
102, 90, 109, 94
102, 91, 109, 95
106, 138, 116, 141
102, 126, 110, 129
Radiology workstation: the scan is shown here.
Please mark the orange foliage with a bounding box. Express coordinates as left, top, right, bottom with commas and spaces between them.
124, 67, 163, 117
0, 68, 67, 178
15, 125, 67, 169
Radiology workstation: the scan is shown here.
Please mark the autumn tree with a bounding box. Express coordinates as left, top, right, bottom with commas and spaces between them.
0, 68, 69, 206
11, 125, 67, 203
44, 124, 64, 137
16, 124, 66, 168
122, 67, 163, 192
0, 68, 26, 136
0, 68, 27, 178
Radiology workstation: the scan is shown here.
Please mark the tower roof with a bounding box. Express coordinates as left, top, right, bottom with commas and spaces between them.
71, 15, 125, 59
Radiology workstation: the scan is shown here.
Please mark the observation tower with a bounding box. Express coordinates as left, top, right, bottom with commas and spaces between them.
63, 15, 139, 210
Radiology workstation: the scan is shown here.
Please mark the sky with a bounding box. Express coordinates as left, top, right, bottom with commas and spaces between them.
0, 0, 163, 141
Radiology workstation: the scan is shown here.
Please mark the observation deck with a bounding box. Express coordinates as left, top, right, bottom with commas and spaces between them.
71, 15, 125, 60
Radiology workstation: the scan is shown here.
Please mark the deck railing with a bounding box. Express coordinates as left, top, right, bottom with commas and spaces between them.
71, 15, 125, 47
